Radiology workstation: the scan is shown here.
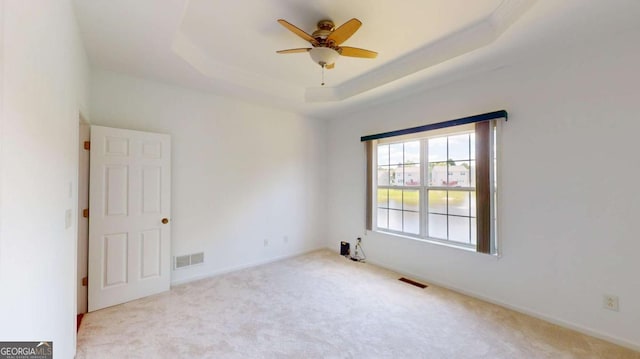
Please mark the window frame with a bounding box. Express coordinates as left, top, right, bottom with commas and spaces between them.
372, 121, 500, 255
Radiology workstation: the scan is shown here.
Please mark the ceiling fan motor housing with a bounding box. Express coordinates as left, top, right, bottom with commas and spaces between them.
317, 20, 335, 31
312, 20, 335, 42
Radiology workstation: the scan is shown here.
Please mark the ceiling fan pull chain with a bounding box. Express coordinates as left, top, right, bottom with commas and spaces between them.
321, 64, 325, 86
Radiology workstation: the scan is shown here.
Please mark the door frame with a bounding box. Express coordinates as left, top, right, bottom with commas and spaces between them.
76, 115, 90, 315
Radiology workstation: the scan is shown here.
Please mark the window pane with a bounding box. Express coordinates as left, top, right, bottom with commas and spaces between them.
445, 160, 455, 187
404, 164, 420, 186
428, 163, 447, 186
377, 166, 390, 186
469, 160, 476, 187
403, 189, 419, 212
394, 166, 405, 186
389, 143, 403, 166
428, 190, 447, 214
470, 133, 476, 160
448, 161, 470, 187
449, 216, 470, 244
389, 166, 402, 186
448, 191, 470, 217
470, 191, 476, 218
388, 189, 402, 210
428, 137, 447, 162
404, 211, 420, 234
470, 218, 477, 245
389, 210, 402, 231
448, 134, 470, 161
377, 145, 389, 166
377, 209, 388, 229
404, 141, 420, 164
428, 214, 447, 239
377, 188, 388, 208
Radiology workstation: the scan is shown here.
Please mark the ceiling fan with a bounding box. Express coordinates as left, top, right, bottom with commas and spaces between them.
276, 18, 378, 80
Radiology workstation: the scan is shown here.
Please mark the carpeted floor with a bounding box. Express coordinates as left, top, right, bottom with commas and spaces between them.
76, 250, 639, 358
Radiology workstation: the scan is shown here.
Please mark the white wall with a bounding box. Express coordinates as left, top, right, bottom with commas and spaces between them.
89, 70, 327, 285
0, 0, 90, 358
326, 26, 640, 349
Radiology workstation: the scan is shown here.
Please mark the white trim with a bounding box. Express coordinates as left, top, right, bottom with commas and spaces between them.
170, 247, 325, 286
363, 255, 640, 353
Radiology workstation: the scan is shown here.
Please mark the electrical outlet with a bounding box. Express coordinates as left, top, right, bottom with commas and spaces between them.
264, 239, 269, 247
603, 294, 619, 312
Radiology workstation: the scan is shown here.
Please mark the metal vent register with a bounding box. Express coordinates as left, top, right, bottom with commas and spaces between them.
174, 252, 204, 269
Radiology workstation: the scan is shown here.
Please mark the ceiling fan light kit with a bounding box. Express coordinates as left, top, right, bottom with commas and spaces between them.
276, 17, 378, 85
309, 47, 340, 68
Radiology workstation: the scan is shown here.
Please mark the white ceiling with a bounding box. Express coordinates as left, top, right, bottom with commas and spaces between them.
73, 0, 640, 119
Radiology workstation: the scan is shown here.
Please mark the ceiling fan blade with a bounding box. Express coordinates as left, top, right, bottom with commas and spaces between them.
277, 19, 319, 46
276, 48, 312, 54
326, 63, 335, 69
339, 46, 378, 58
327, 18, 362, 45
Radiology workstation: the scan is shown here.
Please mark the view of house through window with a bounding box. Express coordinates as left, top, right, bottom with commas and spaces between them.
374, 122, 497, 251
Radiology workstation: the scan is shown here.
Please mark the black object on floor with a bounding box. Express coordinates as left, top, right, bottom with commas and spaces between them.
340, 241, 350, 256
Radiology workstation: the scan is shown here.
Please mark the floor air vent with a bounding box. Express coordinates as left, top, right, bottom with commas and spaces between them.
174, 252, 204, 269
399, 277, 428, 289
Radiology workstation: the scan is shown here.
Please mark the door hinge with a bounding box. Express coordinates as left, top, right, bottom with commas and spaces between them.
82, 208, 89, 218
83, 141, 90, 150
82, 277, 88, 286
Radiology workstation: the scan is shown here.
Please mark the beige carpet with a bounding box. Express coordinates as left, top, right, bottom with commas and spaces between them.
77, 250, 639, 358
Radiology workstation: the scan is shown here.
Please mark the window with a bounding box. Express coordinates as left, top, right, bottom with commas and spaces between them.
376, 141, 421, 234
363, 112, 503, 255
426, 132, 476, 246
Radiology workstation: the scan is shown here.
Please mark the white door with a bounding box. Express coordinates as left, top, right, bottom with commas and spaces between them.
88, 126, 171, 312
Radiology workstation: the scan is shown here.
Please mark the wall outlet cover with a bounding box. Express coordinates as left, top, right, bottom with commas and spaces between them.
603, 294, 619, 312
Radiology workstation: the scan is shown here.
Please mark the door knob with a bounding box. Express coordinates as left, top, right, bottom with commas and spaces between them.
161, 218, 169, 224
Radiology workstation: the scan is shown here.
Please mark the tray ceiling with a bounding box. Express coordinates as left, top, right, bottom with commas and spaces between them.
73, 0, 640, 118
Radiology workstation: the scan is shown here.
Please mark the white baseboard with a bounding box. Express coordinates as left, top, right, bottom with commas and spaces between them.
170, 247, 324, 287
362, 254, 640, 353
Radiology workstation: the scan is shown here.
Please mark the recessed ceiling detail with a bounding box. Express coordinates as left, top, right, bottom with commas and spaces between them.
172, 0, 535, 103
73, 0, 640, 118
